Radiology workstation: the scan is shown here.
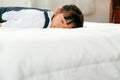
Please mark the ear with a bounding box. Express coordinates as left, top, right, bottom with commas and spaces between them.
54, 8, 62, 15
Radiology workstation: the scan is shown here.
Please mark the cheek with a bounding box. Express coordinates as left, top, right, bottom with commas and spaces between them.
52, 14, 64, 28
53, 19, 61, 26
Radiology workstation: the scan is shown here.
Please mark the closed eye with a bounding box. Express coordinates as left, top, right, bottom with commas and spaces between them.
66, 20, 73, 25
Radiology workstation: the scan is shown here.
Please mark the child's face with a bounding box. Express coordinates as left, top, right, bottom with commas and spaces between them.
51, 13, 74, 28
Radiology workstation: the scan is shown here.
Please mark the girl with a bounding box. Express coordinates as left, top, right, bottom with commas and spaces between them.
0, 4, 84, 28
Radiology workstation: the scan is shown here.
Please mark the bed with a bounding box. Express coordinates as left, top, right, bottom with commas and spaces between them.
0, 22, 120, 80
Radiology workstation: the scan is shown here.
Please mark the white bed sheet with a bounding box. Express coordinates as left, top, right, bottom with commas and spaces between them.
0, 23, 120, 80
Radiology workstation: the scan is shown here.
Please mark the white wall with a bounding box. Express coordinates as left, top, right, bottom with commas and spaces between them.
31, 0, 96, 16
84, 0, 111, 23
0, 0, 31, 7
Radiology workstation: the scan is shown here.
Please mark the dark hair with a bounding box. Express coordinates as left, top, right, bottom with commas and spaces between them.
61, 4, 84, 28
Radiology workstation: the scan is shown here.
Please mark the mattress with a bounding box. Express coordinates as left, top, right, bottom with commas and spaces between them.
0, 22, 120, 80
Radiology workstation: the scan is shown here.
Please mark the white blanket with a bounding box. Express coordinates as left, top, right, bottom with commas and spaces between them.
0, 23, 120, 80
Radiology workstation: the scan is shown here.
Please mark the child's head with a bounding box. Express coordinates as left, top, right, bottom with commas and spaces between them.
51, 4, 84, 28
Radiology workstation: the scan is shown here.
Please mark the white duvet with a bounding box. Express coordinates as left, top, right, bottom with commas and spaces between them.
0, 23, 120, 80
